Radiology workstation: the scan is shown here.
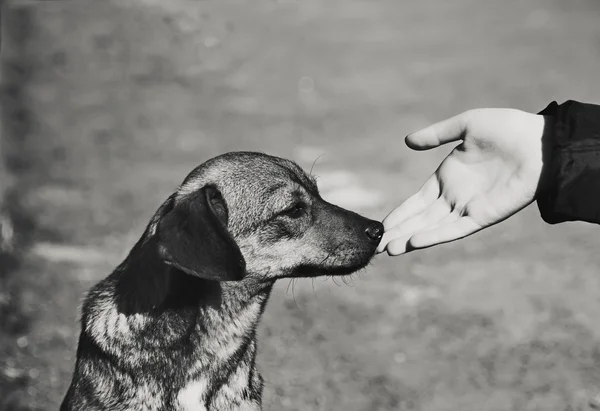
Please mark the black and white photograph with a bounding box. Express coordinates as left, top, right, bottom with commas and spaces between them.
1, 0, 600, 410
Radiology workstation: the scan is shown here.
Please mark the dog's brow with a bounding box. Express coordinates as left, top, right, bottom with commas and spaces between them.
268, 185, 309, 212
265, 182, 286, 196
278, 161, 318, 193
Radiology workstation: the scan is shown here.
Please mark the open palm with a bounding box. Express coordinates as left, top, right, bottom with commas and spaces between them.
379, 108, 547, 256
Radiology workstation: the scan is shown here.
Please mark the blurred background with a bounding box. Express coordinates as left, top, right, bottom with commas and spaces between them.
1, 0, 600, 410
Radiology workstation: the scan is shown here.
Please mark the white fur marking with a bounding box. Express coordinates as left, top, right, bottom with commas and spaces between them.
177, 378, 209, 411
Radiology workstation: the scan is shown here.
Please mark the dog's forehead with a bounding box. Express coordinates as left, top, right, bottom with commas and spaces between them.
177, 152, 318, 206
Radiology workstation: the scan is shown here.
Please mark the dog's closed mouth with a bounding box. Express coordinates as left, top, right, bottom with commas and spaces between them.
294, 250, 377, 277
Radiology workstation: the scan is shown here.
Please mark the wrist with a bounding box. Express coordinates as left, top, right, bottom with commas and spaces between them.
535, 114, 556, 197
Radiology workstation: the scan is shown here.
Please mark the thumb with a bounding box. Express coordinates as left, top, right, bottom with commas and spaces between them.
405, 111, 471, 150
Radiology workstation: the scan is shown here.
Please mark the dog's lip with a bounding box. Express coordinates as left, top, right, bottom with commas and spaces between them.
292, 249, 376, 277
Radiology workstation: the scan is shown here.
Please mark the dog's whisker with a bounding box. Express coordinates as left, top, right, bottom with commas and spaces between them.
285, 278, 294, 296
311, 278, 318, 300
291, 279, 300, 310
309, 154, 324, 176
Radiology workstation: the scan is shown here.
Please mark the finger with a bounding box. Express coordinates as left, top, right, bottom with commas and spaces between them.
382, 175, 440, 230
408, 216, 482, 250
386, 215, 477, 256
385, 234, 415, 256
378, 227, 408, 254
384, 198, 450, 239
405, 111, 471, 150
378, 199, 450, 253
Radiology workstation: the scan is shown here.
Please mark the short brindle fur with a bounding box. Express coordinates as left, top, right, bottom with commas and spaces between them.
61, 152, 383, 411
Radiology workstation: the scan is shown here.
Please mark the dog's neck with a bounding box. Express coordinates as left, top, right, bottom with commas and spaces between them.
84, 234, 274, 370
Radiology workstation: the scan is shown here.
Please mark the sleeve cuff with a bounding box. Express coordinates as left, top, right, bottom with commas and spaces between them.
536, 100, 600, 224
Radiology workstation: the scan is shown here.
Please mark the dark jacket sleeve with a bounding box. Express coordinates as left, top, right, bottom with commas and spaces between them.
536, 100, 600, 224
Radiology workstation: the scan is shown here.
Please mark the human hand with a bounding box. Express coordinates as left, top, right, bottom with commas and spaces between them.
378, 108, 550, 256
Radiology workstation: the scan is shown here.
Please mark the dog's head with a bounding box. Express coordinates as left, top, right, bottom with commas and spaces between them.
153, 152, 383, 282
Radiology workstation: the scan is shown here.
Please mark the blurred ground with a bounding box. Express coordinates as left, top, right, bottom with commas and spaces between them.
1, 0, 600, 410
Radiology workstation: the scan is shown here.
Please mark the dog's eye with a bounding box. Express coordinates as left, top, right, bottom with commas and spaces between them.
281, 203, 306, 219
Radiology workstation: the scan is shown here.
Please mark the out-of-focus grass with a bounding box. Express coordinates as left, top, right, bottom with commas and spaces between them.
1, 0, 600, 410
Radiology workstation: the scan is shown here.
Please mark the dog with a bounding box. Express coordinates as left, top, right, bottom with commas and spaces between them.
60, 151, 383, 411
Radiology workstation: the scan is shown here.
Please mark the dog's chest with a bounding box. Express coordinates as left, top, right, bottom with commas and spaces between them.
175, 318, 263, 410
176, 364, 260, 411
176, 378, 210, 411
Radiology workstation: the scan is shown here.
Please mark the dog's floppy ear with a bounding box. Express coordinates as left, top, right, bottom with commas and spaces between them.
156, 185, 246, 281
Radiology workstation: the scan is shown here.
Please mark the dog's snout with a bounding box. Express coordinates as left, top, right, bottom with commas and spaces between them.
365, 222, 384, 242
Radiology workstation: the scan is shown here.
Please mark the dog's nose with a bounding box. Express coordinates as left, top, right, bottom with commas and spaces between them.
365, 222, 384, 242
